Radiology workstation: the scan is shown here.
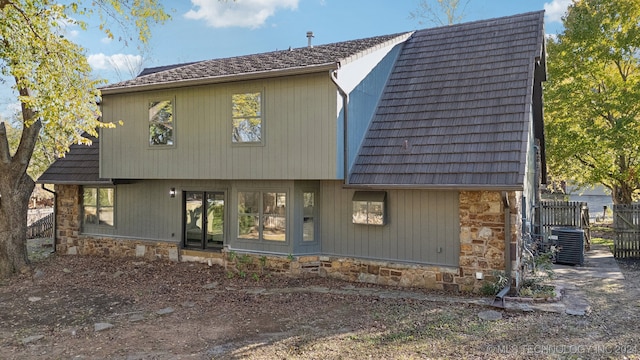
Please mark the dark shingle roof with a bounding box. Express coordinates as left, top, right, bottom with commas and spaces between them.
37, 133, 111, 185
349, 11, 546, 188
102, 32, 412, 93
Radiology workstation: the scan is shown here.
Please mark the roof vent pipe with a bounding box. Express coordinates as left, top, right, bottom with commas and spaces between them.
306, 31, 314, 48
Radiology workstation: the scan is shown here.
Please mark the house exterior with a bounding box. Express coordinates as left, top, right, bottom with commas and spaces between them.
38, 11, 547, 292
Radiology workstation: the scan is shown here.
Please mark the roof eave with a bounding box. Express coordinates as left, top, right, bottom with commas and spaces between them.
101, 63, 339, 95
342, 183, 524, 191
36, 179, 113, 185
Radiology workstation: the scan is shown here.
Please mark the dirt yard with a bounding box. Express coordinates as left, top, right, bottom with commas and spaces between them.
1, 236, 639, 360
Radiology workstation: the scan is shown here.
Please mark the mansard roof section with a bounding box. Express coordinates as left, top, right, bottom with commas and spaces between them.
101, 32, 412, 94
349, 11, 546, 189
37, 133, 111, 185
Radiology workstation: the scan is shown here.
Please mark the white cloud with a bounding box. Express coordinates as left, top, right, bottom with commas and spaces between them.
544, 0, 571, 23
184, 0, 299, 29
87, 53, 143, 73
100, 37, 113, 44
56, 17, 80, 38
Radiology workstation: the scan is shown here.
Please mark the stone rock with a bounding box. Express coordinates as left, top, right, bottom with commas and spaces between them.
28, 296, 42, 302
112, 271, 124, 278
94, 323, 114, 332
156, 307, 174, 315
129, 314, 145, 322
62, 268, 72, 273
202, 282, 219, 289
33, 269, 45, 279
478, 310, 503, 321
565, 308, 587, 316
21, 335, 44, 344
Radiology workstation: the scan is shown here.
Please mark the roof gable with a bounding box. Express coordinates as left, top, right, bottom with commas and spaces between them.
349, 11, 546, 188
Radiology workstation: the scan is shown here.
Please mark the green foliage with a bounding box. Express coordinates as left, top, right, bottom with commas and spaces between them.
226, 252, 270, 281
545, 0, 640, 204
0, 0, 169, 171
479, 271, 508, 296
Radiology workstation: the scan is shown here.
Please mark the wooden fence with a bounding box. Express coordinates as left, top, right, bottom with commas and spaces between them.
613, 204, 640, 259
27, 212, 54, 239
540, 201, 591, 249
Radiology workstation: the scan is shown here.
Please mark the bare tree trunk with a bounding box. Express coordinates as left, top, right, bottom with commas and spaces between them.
0, 170, 34, 277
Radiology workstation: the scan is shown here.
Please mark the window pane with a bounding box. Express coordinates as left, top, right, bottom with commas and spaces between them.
232, 92, 261, 143
99, 207, 114, 226
232, 118, 261, 143
84, 206, 98, 224
238, 192, 259, 240
353, 201, 369, 224
149, 100, 174, 146
238, 215, 259, 239
303, 192, 314, 242
83, 188, 97, 206
263, 192, 286, 241
238, 192, 259, 214
98, 188, 114, 207
368, 201, 384, 225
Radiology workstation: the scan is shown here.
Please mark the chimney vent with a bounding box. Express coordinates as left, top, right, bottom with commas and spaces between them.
306, 31, 314, 48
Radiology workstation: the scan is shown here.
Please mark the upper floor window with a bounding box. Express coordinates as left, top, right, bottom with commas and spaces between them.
149, 99, 174, 146
232, 92, 262, 144
83, 187, 115, 226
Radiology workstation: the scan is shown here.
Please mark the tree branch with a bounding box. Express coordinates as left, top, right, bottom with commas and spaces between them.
12, 82, 42, 168
0, 122, 11, 165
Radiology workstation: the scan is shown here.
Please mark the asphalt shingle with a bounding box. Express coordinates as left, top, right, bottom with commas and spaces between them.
349, 11, 546, 188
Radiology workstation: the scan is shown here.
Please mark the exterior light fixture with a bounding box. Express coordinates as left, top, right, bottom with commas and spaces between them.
169, 187, 176, 198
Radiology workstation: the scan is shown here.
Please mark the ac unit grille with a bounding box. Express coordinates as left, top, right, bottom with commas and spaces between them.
552, 228, 585, 266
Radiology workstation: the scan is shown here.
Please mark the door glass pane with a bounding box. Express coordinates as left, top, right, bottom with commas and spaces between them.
206, 193, 224, 248
263, 192, 286, 241
185, 192, 203, 247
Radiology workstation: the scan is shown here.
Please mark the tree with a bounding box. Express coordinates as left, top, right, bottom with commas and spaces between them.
545, 0, 640, 205
0, 0, 168, 278
409, 0, 471, 26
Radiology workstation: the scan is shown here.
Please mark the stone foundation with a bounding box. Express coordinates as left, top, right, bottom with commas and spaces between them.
58, 236, 179, 262
52, 185, 523, 293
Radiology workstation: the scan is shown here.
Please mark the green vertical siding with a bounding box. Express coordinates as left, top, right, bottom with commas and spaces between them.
319, 181, 460, 266
100, 73, 338, 180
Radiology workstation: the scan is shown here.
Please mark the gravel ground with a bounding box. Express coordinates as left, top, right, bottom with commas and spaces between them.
0, 236, 638, 359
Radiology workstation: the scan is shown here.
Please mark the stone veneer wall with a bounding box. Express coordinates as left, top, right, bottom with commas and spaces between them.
54, 185, 179, 261
458, 191, 522, 292
53, 185, 522, 293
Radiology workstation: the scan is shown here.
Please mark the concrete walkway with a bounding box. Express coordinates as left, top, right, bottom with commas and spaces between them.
504, 243, 624, 315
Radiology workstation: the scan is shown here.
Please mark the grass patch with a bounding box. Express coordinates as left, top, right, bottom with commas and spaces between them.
591, 237, 614, 252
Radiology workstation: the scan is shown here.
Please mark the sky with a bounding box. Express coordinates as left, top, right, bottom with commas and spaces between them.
0, 0, 572, 118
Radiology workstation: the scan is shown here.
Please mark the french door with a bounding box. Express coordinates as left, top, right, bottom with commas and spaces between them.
183, 191, 225, 250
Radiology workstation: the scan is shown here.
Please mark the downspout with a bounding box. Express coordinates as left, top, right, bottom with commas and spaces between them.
330, 67, 349, 185
41, 184, 56, 253
502, 191, 512, 284
492, 191, 512, 308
